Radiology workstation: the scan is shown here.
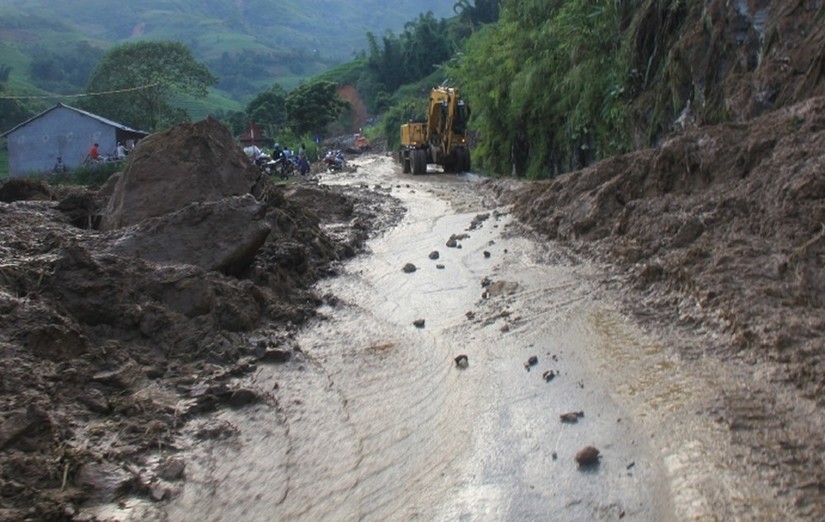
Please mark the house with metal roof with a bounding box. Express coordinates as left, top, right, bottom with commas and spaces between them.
0, 103, 149, 177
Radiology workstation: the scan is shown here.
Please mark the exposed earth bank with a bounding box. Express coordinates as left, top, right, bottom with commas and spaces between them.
0, 100, 823, 519
490, 94, 825, 516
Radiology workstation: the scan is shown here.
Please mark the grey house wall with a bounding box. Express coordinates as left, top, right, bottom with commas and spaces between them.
6, 106, 117, 177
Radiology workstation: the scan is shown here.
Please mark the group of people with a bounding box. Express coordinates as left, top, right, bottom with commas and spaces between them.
243, 142, 311, 177
88, 140, 135, 163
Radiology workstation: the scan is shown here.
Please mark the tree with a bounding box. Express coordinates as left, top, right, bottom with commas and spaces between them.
456, 0, 632, 178
82, 41, 217, 131
246, 84, 288, 135
285, 81, 348, 136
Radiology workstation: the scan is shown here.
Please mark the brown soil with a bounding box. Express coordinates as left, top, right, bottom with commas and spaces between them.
0, 121, 399, 521
2, 97, 824, 518
490, 94, 825, 514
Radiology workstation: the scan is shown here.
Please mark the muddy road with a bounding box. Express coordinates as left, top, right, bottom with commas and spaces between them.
109, 155, 807, 521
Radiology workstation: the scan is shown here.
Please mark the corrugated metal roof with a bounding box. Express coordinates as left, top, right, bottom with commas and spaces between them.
0, 103, 150, 138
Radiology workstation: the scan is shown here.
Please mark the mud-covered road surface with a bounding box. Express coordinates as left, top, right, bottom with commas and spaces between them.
99, 154, 818, 521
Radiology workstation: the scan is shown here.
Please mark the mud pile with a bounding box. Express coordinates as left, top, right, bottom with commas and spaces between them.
488, 95, 825, 515
494, 95, 825, 403
0, 119, 392, 520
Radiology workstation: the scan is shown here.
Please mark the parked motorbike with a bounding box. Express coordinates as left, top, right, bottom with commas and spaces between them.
323, 149, 346, 172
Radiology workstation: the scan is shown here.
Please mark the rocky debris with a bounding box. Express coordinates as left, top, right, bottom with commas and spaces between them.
75, 462, 134, 504
446, 233, 469, 248
468, 213, 490, 230
575, 445, 601, 467
429, 250, 440, 260
487, 280, 520, 297
105, 194, 270, 276
156, 456, 186, 481
436, 264, 445, 269
101, 116, 259, 231
413, 318, 426, 328
483, 250, 491, 258
465, 311, 475, 320
0, 118, 395, 519
194, 419, 239, 441
255, 345, 291, 363
542, 370, 557, 382
454, 354, 469, 368
560, 411, 584, 423
402, 262, 417, 273
525, 355, 539, 368
492, 97, 825, 405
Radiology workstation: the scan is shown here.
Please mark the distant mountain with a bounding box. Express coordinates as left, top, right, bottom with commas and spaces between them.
0, 0, 457, 106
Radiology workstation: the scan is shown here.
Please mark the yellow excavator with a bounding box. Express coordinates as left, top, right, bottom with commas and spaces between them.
399, 86, 471, 174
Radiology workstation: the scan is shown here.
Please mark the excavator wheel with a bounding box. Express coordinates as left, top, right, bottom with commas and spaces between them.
457, 148, 471, 172
400, 149, 411, 173
412, 149, 427, 174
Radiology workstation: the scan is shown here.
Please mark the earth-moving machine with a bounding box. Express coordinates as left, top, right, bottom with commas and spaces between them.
399, 86, 471, 174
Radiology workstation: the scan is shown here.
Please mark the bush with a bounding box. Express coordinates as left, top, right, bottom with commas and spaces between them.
48, 161, 122, 188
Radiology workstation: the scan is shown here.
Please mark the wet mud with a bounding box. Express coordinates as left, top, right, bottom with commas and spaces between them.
111, 154, 819, 521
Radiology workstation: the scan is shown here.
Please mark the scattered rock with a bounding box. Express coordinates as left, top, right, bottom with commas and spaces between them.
446, 233, 469, 248
468, 213, 490, 230
402, 263, 417, 273
575, 445, 601, 467
560, 411, 584, 423
551, 451, 558, 460
156, 456, 186, 481
542, 370, 556, 382
258, 347, 291, 363
194, 419, 238, 440
429, 251, 440, 260
75, 462, 133, 504
527, 355, 539, 366
227, 388, 259, 408
465, 311, 475, 320
413, 318, 425, 328
483, 250, 491, 258
500, 323, 510, 332
436, 264, 445, 269
454, 354, 469, 368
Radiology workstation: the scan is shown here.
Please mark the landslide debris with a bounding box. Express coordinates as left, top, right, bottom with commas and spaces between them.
494, 96, 825, 400
0, 118, 393, 520
491, 95, 825, 515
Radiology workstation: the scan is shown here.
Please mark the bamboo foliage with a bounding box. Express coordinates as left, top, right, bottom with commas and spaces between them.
456, 0, 641, 178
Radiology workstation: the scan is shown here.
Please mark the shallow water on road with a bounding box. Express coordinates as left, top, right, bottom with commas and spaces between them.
120, 157, 800, 521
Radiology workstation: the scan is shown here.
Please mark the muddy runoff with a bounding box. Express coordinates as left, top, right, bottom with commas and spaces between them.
89, 154, 804, 521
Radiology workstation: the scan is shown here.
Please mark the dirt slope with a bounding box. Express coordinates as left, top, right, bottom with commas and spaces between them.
490, 95, 825, 515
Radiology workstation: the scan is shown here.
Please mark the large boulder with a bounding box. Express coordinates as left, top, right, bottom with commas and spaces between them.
101, 116, 259, 231
105, 194, 270, 276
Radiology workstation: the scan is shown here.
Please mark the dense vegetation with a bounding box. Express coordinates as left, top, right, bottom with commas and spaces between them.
456, 1, 637, 178
3, 0, 749, 181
